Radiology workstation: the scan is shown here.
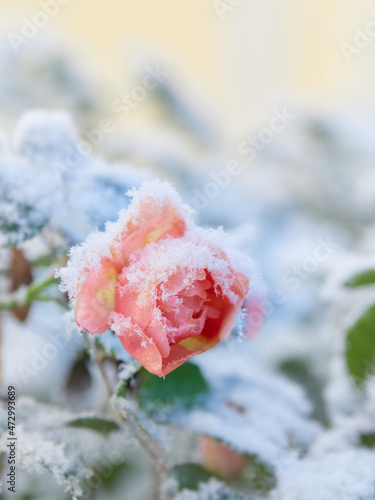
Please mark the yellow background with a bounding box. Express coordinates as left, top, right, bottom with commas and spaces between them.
1, 0, 374, 137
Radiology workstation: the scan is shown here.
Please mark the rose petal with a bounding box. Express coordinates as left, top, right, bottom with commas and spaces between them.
143, 308, 171, 358
110, 313, 164, 376
160, 334, 219, 376
115, 282, 154, 332
75, 258, 118, 334
110, 202, 186, 271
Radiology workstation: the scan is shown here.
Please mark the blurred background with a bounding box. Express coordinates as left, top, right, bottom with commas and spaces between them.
1, 0, 375, 137
1, 1, 375, 499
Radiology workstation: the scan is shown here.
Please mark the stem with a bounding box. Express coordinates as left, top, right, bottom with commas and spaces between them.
0, 275, 61, 311
83, 333, 166, 499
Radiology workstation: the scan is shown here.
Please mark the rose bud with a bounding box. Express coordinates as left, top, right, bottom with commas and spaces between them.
58, 181, 249, 377
200, 436, 248, 479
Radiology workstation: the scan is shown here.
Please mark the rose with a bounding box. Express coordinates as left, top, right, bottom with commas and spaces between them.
59, 181, 249, 377
200, 437, 248, 479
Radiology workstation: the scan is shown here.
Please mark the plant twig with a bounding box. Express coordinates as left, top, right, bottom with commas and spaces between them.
83, 333, 166, 499
0, 275, 61, 311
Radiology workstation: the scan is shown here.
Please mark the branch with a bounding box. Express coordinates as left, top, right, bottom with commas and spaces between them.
0, 275, 63, 311
83, 333, 166, 500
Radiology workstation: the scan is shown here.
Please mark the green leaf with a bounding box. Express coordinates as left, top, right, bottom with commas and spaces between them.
346, 304, 375, 385
138, 361, 210, 412
169, 463, 215, 491
279, 358, 329, 426
360, 433, 375, 449
247, 457, 276, 493
344, 269, 375, 288
94, 461, 130, 489
65, 417, 120, 435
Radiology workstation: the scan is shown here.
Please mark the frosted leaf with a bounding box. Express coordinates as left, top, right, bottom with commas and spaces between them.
0, 399, 92, 499
13, 109, 79, 166
259, 112, 375, 236
15, 431, 92, 500
153, 347, 318, 466
0, 397, 142, 499
0, 157, 56, 245
322, 252, 375, 420
10, 110, 150, 244
172, 478, 251, 500
322, 253, 375, 305
0, 34, 100, 117
55, 161, 150, 242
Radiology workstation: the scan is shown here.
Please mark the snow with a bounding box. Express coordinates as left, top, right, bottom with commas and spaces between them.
12, 108, 79, 165
153, 346, 320, 467
2, 36, 375, 500
58, 180, 251, 304
0, 110, 149, 246
122, 234, 241, 303
0, 154, 56, 245
172, 478, 249, 500
273, 449, 375, 500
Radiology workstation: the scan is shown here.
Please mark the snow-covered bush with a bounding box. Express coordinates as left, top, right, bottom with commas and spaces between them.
1, 44, 375, 500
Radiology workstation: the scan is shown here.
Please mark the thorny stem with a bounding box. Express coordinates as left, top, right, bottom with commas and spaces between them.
83, 333, 166, 500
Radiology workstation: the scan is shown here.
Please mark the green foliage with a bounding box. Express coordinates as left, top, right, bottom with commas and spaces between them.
94, 461, 130, 490
344, 269, 375, 288
346, 304, 375, 385
65, 417, 120, 435
360, 433, 375, 449
169, 463, 215, 491
247, 457, 276, 494
138, 361, 210, 412
279, 358, 329, 426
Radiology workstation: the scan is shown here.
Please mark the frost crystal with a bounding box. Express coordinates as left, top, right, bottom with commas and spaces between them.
58, 180, 250, 303
173, 478, 250, 500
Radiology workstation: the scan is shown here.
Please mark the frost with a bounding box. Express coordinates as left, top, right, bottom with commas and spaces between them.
0, 397, 142, 499
2, 40, 375, 500
156, 347, 319, 466
12, 108, 79, 165
0, 155, 56, 245
0, 110, 149, 246
365, 376, 375, 417
60, 161, 149, 238
16, 431, 92, 499
0, 399, 92, 499
0, 35, 100, 118
118, 358, 142, 381
172, 478, 250, 500
58, 180, 251, 304
123, 234, 242, 304
273, 449, 375, 500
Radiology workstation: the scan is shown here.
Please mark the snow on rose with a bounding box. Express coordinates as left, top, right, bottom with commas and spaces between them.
58, 181, 249, 376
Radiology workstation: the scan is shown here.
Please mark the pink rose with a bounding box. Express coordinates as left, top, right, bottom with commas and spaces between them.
200, 437, 248, 479
59, 182, 249, 377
